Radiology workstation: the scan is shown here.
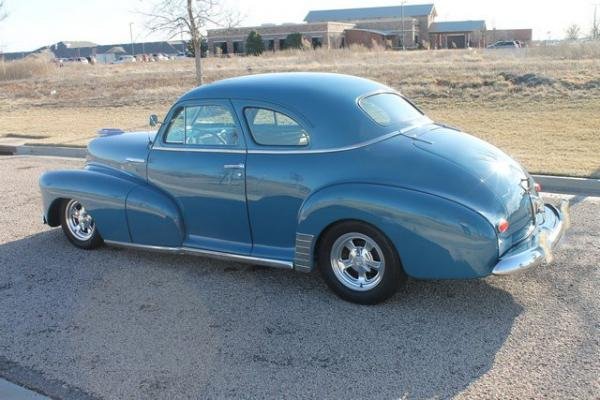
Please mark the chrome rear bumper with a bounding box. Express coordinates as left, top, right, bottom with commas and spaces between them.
492, 199, 570, 275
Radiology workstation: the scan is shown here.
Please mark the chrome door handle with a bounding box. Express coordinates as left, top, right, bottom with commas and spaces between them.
224, 163, 245, 169
126, 157, 146, 163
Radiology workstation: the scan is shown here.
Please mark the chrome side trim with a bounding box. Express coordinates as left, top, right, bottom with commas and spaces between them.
104, 240, 294, 270
492, 199, 570, 275
294, 233, 315, 273
246, 129, 410, 155
152, 145, 246, 154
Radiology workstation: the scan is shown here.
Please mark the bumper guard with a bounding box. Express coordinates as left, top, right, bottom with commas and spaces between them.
492, 199, 570, 275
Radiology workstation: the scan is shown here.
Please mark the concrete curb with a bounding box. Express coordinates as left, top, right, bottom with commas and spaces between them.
14, 145, 87, 158
2, 144, 599, 196
0, 378, 50, 400
532, 174, 600, 196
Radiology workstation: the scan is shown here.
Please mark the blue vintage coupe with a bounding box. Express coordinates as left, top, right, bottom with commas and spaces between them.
39, 73, 570, 304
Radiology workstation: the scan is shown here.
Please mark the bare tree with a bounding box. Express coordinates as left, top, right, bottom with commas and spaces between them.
0, 1, 8, 23
592, 4, 600, 40
565, 24, 581, 41
143, 0, 241, 85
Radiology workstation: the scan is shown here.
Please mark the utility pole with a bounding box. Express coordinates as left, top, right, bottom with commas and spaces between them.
401, 0, 406, 50
593, 3, 600, 40
129, 22, 135, 55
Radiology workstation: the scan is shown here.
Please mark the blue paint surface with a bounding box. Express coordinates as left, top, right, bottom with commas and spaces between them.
39, 73, 541, 279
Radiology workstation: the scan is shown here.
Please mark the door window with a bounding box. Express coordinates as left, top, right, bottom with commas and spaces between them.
244, 107, 309, 146
164, 104, 239, 146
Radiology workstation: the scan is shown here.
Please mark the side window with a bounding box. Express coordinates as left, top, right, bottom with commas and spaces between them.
244, 107, 309, 146
164, 104, 239, 146
164, 107, 185, 144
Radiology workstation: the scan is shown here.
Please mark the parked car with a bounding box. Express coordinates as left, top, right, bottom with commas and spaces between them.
112, 55, 137, 64
39, 73, 570, 304
151, 53, 169, 61
487, 40, 521, 49
64, 57, 89, 64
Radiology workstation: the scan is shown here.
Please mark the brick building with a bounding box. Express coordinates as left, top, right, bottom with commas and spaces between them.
207, 22, 354, 54
206, 3, 534, 53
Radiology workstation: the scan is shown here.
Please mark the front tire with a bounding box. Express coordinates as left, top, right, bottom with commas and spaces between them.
318, 221, 405, 304
60, 199, 103, 249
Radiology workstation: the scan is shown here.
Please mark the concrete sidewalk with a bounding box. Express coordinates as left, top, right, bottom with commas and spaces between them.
0, 378, 50, 400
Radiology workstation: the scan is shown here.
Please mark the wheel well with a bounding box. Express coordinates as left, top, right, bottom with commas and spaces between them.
46, 198, 66, 227
313, 219, 404, 271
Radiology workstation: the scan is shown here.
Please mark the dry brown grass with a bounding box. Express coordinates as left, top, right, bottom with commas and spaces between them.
0, 52, 55, 81
0, 44, 599, 177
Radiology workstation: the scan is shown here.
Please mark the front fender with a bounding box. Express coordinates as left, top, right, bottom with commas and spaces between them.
39, 166, 185, 246
297, 183, 498, 279
39, 168, 136, 242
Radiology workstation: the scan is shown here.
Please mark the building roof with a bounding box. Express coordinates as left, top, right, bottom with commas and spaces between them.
60, 41, 98, 49
429, 20, 486, 33
345, 28, 394, 36
304, 3, 435, 22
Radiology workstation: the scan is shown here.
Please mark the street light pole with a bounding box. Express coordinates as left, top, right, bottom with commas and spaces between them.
129, 22, 135, 56
401, 0, 406, 50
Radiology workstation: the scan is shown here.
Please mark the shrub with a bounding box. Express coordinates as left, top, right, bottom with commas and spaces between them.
246, 31, 265, 56
0, 51, 55, 81
284, 33, 310, 50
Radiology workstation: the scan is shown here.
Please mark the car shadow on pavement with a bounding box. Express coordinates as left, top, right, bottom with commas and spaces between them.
0, 229, 523, 400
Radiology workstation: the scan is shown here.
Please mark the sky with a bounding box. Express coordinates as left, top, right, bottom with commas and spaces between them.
0, 0, 597, 52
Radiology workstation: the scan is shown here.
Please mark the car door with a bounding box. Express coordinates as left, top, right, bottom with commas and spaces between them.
232, 100, 316, 262
147, 99, 252, 255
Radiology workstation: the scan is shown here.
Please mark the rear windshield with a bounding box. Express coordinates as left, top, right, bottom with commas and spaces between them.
359, 93, 430, 129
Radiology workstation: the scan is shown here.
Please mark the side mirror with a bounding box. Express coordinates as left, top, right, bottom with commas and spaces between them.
149, 114, 160, 127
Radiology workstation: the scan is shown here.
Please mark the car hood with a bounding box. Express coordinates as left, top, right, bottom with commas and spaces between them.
87, 130, 157, 180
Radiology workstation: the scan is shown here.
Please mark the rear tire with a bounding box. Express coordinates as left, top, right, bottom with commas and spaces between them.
318, 221, 405, 305
60, 199, 103, 249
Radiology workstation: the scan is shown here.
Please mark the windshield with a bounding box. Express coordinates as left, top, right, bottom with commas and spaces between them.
359, 93, 431, 130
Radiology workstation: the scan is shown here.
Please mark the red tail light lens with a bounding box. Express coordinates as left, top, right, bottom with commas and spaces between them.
497, 219, 510, 233
534, 182, 542, 192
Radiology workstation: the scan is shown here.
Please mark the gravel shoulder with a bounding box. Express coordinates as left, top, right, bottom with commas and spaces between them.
0, 155, 598, 399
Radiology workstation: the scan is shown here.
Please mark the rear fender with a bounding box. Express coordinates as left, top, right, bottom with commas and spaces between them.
297, 183, 498, 279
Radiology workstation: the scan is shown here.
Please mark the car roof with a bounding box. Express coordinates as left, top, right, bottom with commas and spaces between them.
178, 73, 397, 148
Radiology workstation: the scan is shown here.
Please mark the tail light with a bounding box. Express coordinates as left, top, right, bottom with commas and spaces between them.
497, 219, 510, 233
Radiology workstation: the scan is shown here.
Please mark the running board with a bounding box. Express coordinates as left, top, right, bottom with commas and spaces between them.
104, 240, 294, 270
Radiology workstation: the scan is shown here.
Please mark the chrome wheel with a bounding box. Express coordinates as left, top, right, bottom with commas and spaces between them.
330, 232, 385, 291
64, 199, 95, 241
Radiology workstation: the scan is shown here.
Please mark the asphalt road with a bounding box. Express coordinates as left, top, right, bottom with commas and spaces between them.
0, 155, 598, 400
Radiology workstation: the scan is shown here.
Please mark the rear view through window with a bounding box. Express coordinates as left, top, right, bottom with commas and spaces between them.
244, 107, 309, 146
359, 93, 430, 128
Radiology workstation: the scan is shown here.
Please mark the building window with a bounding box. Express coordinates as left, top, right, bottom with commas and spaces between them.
311, 37, 322, 49
233, 41, 244, 54
264, 39, 274, 51
214, 42, 228, 55
279, 39, 286, 50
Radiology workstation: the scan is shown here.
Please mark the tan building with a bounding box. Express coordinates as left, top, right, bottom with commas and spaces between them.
429, 20, 487, 49
207, 22, 353, 54
206, 3, 532, 54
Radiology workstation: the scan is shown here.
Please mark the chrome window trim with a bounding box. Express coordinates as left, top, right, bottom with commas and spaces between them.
246, 122, 431, 155
104, 240, 294, 270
